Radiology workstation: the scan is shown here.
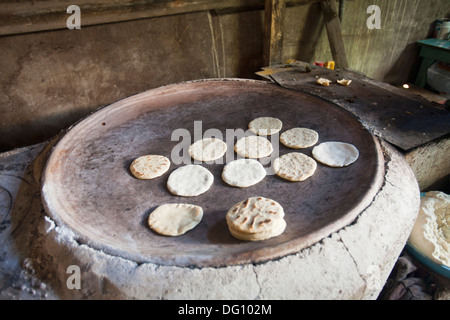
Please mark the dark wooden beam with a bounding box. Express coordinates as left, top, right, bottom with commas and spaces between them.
320, 0, 348, 68
0, 0, 319, 36
263, 0, 286, 66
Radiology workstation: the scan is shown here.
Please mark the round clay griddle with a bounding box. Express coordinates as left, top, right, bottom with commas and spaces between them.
41, 79, 384, 268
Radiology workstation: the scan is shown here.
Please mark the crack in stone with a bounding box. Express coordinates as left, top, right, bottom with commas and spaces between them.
335, 141, 394, 296
251, 265, 263, 299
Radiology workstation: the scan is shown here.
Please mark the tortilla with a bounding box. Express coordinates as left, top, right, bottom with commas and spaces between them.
148, 203, 203, 236
280, 127, 319, 149
130, 155, 170, 179
234, 135, 273, 159
273, 152, 317, 181
188, 137, 227, 162
167, 164, 214, 197
312, 141, 359, 167
222, 159, 266, 188
248, 117, 283, 136
226, 196, 286, 241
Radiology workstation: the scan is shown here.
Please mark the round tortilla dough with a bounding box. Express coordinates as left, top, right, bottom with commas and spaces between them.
248, 117, 283, 136
312, 141, 359, 167
130, 155, 170, 179
222, 159, 266, 188
234, 135, 273, 159
148, 203, 203, 236
273, 152, 317, 182
226, 197, 286, 241
167, 164, 214, 197
280, 127, 319, 149
188, 137, 227, 162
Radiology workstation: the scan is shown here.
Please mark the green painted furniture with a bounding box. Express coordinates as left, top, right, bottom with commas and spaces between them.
415, 38, 450, 88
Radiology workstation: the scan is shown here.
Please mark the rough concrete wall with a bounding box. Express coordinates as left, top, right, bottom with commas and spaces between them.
1, 0, 449, 151
1, 14, 211, 145
0, 10, 264, 152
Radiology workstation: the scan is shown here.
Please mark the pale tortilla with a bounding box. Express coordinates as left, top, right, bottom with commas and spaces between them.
222, 159, 266, 188
280, 127, 319, 149
234, 135, 273, 159
312, 141, 359, 167
273, 152, 317, 181
148, 203, 203, 236
248, 117, 283, 136
167, 164, 214, 197
188, 137, 227, 162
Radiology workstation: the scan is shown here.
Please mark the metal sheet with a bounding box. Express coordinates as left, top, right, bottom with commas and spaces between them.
41, 79, 384, 267
269, 67, 450, 151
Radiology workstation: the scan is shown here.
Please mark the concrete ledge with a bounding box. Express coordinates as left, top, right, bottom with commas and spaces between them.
405, 136, 450, 191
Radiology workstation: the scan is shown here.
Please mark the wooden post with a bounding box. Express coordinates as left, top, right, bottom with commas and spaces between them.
263, 0, 287, 66
320, 0, 348, 69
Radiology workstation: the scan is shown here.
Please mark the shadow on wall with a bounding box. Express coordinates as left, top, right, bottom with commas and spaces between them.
383, 43, 421, 86
383, 20, 442, 86
0, 107, 96, 153
295, 2, 325, 64
236, 9, 264, 79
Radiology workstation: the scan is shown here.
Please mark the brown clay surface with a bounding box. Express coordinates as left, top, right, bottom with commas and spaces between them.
41, 79, 384, 267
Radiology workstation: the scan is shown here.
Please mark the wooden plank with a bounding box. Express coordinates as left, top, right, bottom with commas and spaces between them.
0, 0, 318, 36
320, 0, 348, 68
263, 0, 287, 66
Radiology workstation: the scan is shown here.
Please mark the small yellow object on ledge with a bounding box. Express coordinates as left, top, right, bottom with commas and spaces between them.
324, 61, 335, 70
